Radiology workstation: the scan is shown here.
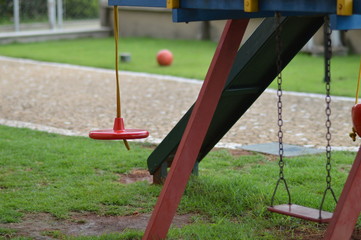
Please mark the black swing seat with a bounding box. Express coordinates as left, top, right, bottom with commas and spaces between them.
268, 204, 333, 223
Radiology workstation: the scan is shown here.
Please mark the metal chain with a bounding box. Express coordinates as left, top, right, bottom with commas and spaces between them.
324, 17, 332, 190
270, 12, 291, 207
319, 15, 338, 219
276, 12, 285, 181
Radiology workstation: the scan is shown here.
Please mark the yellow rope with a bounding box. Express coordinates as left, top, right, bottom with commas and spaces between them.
113, 6, 121, 118
355, 57, 361, 104
113, 6, 129, 150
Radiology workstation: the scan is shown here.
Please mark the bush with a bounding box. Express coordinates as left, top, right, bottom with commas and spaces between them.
64, 0, 99, 20
20, 0, 48, 22
0, 0, 15, 24
0, 0, 99, 24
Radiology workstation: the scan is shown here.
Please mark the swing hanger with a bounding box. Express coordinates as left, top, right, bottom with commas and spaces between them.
89, 6, 149, 149
267, 14, 337, 223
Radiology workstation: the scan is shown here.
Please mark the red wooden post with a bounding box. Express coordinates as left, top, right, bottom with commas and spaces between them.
324, 146, 361, 239
142, 19, 250, 240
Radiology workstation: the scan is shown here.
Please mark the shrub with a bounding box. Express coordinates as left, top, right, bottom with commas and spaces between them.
0, 0, 99, 24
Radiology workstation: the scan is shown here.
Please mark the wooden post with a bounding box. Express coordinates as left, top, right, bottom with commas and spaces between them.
142, 19, 250, 240
324, 146, 361, 239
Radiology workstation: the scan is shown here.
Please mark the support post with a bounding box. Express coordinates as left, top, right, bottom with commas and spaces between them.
48, 0, 57, 30
324, 146, 361, 239
57, 0, 63, 29
13, 0, 20, 32
152, 162, 168, 185
142, 18, 249, 240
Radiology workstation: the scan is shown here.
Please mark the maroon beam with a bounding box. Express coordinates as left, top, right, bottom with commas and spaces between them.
324, 146, 361, 239
142, 19, 250, 240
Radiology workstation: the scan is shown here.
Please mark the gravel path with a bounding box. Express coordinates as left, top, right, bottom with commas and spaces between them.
0, 56, 359, 150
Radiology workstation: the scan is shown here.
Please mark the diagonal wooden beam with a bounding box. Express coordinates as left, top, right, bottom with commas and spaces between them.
142, 19, 250, 240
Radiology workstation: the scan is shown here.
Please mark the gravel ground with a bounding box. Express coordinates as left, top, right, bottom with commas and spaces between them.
0, 56, 359, 150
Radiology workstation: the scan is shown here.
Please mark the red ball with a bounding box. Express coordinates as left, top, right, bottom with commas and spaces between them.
156, 49, 173, 66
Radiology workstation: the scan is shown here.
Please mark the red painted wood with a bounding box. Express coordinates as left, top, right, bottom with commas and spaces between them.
89, 118, 149, 140
324, 146, 361, 240
352, 104, 361, 137
142, 19, 250, 240
268, 204, 332, 223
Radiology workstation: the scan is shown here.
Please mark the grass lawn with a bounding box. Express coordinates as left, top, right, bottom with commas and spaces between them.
0, 37, 360, 97
0, 37, 215, 80
1, 37, 361, 239
0, 125, 358, 239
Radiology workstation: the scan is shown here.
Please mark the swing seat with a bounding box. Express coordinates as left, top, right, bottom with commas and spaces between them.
268, 204, 333, 223
89, 118, 149, 140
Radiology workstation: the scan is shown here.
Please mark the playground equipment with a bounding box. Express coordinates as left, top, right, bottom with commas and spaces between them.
108, 0, 361, 239
89, 6, 149, 149
350, 60, 361, 140
267, 14, 337, 223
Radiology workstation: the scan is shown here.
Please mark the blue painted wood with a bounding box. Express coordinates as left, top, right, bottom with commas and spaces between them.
108, 0, 165, 7
172, 9, 272, 22
354, 0, 361, 13
180, 0, 243, 10
109, 0, 361, 16
172, 9, 315, 22
331, 15, 361, 30
180, 0, 335, 13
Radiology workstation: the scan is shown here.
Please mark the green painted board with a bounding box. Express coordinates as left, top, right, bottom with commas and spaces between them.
147, 16, 325, 174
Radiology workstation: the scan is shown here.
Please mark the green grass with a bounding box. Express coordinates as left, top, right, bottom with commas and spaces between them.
0, 37, 360, 238
0, 125, 159, 222
0, 125, 357, 239
275, 53, 361, 97
0, 37, 360, 97
0, 37, 216, 80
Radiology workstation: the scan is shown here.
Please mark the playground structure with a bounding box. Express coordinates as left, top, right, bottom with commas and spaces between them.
106, 1, 361, 239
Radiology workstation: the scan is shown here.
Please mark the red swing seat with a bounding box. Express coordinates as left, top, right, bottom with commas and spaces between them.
268, 204, 333, 223
89, 118, 149, 140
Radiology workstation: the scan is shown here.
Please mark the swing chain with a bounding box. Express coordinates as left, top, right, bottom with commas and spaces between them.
324, 15, 333, 190
319, 15, 338, 219
276, 12, 284, 180
270, 12, 292, 207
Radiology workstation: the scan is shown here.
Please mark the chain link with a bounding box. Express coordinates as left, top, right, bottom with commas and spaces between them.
319, 15, 338, 219
276, 12, 285, 180
324, 15, 332, 189
270, 12, 291, 207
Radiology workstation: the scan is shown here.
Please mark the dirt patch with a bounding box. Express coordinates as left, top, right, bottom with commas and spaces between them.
118, 169, 153, 184
227, 148, 279, 163
227, 149, 253, 157
287, 227, 325, 240
264, 153, 279, 162
0, 212, 193, 239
